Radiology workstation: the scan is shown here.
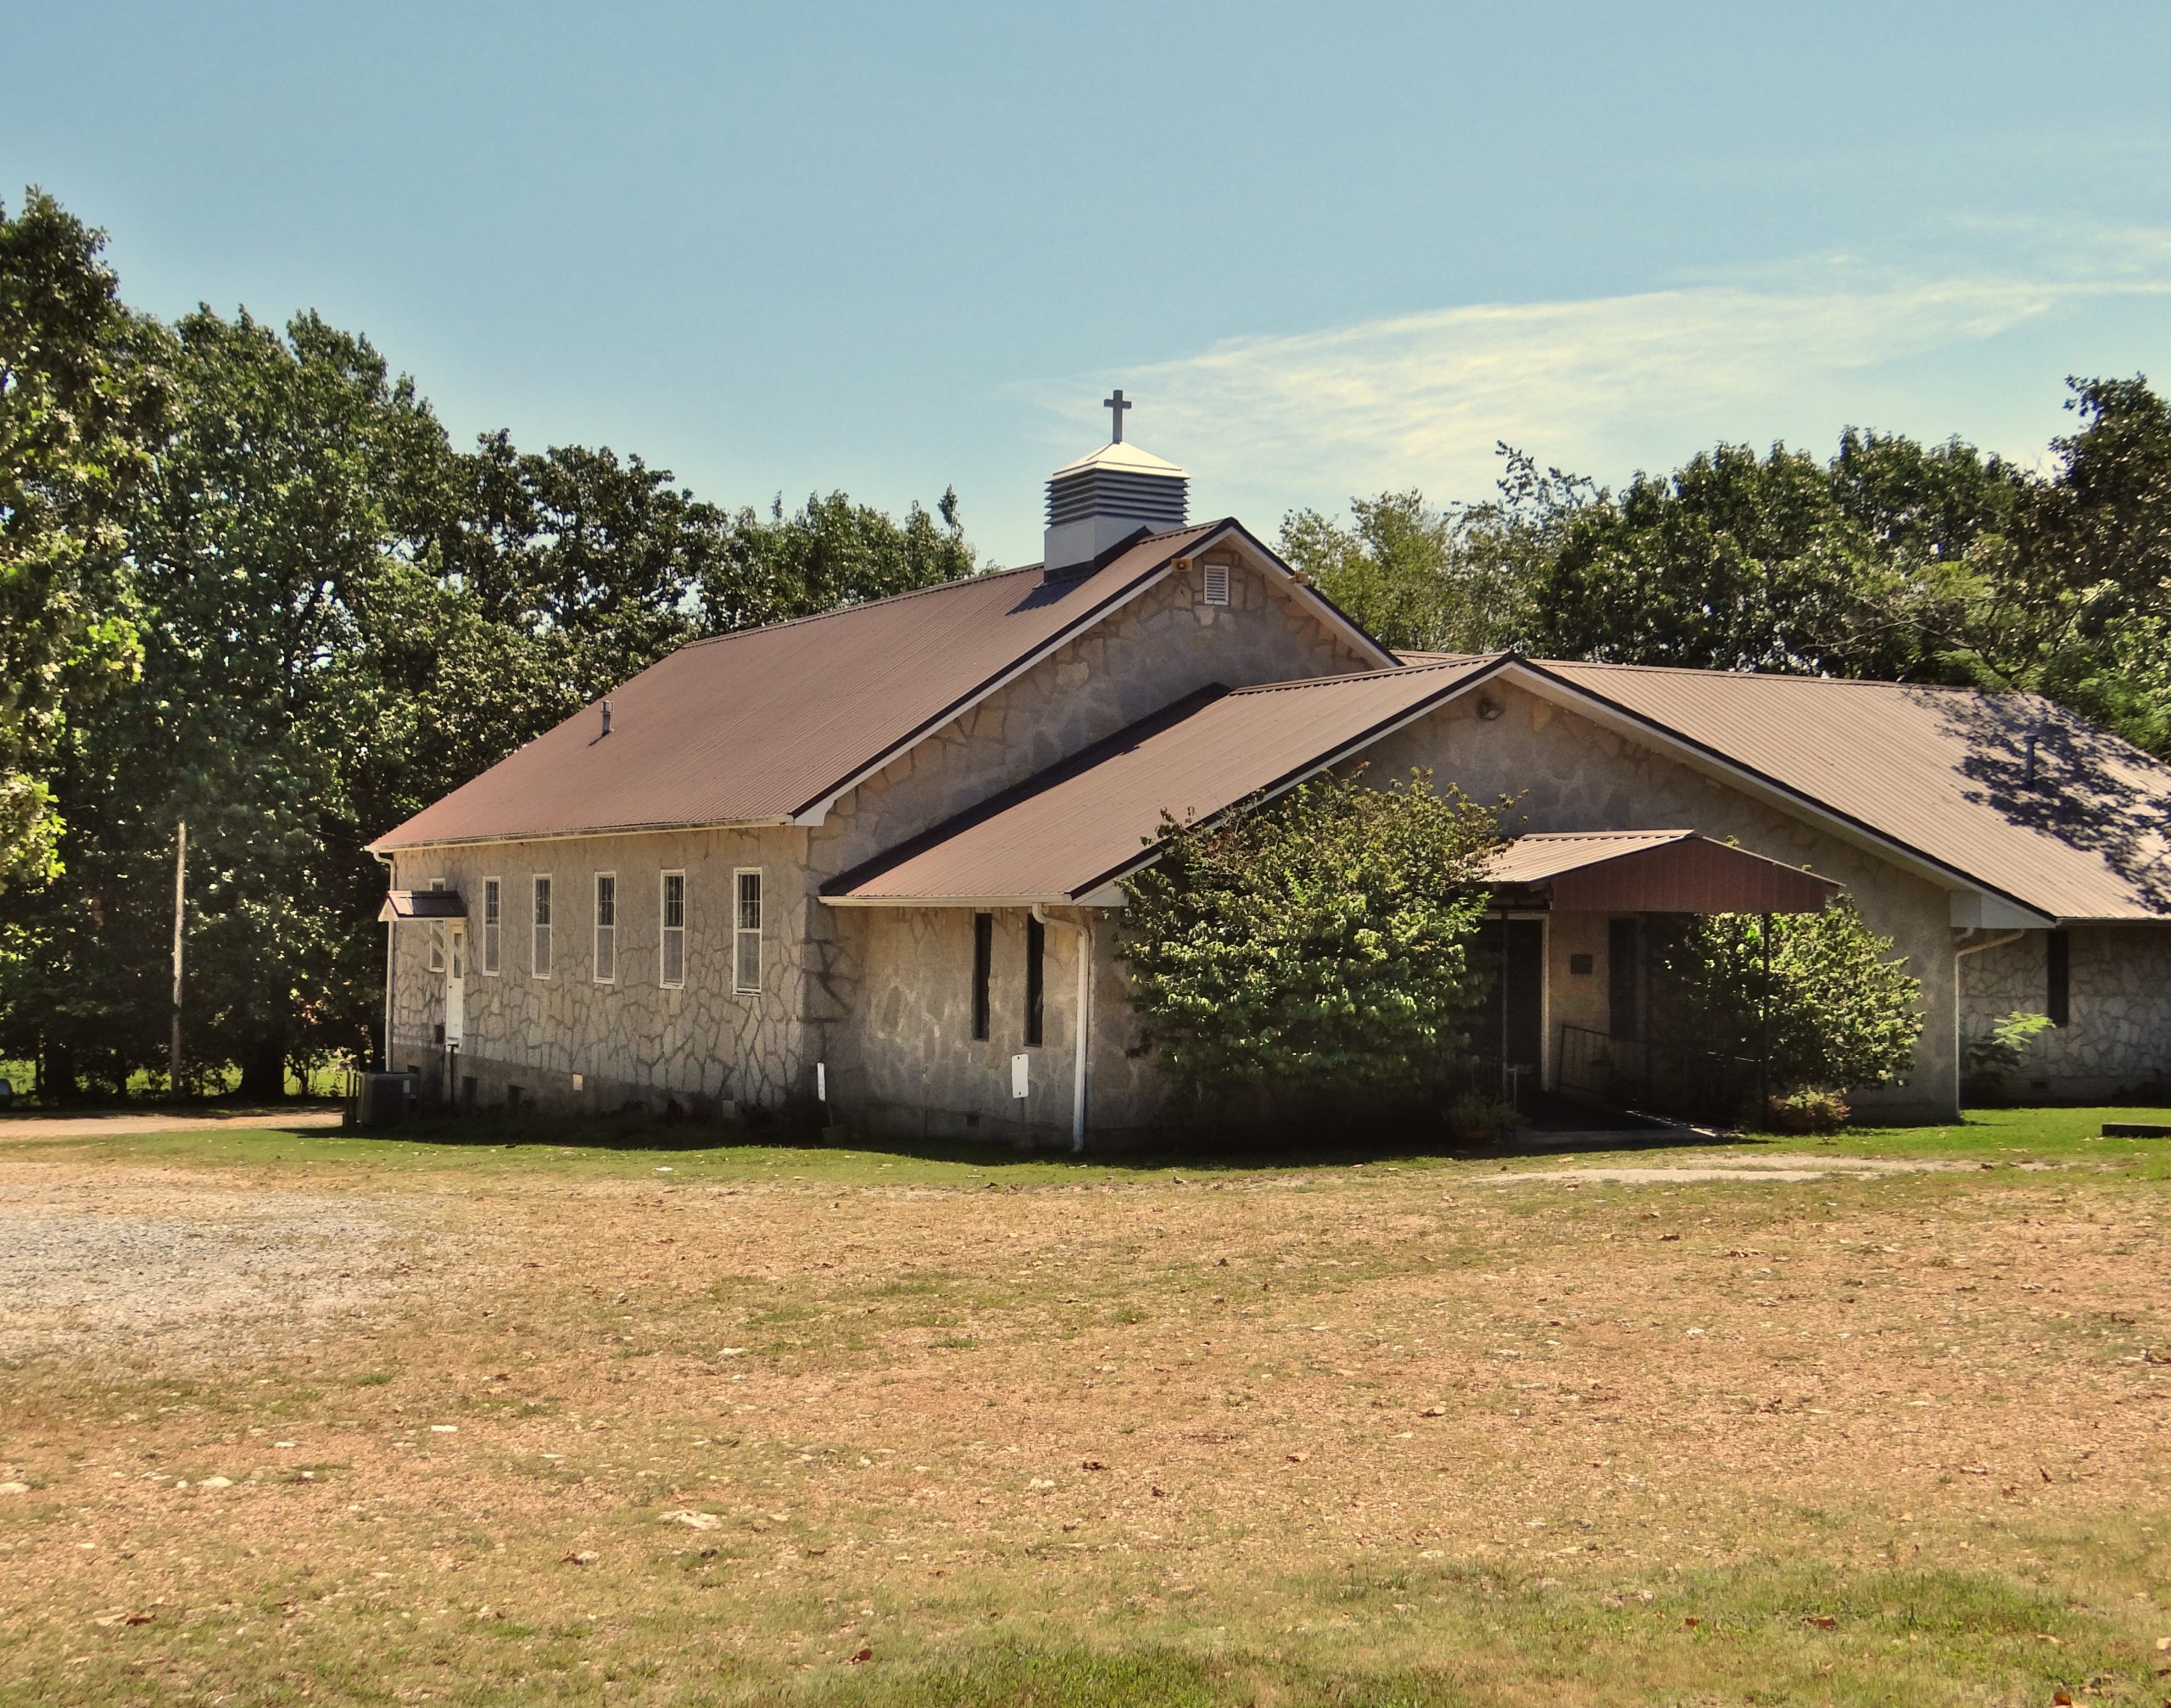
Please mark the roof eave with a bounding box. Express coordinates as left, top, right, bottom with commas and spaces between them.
368, 815, 800, 856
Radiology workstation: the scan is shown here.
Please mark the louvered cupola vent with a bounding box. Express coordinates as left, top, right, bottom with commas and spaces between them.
1042, 394, 1187, 572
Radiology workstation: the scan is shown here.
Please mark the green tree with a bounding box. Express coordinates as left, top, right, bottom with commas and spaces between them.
0, 188, 172, 890
1276, 450, 1583, 654
1119, 769, 1501, 1119
702, 487, 978, 633
1650, 900, 1923, 1103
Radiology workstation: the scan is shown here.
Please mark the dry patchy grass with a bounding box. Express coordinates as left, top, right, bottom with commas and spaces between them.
2, 1122, 2168, 1705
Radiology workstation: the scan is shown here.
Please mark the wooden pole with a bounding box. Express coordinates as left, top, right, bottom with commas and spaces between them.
170, 819, 186, 1101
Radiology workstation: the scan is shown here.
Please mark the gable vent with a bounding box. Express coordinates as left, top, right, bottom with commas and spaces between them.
1201, 563, 1230, 606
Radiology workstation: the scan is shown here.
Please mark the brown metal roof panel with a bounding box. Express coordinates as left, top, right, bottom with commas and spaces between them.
830, 658, 1498, 901
1537, 661, 2171, 921
1484, 830, 1693, 884
372, 525, 1225, 850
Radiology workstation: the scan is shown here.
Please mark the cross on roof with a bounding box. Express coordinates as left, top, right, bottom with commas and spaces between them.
1103, 388, 1131, 444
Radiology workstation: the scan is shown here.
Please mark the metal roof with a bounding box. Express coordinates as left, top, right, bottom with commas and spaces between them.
1485, 829, 1695, 883
1485, 831, 1837, 913
824, 658, 1502, 903
378, 889, 466, 921
1524, 660, 2171, 922
371, 520, 1388, 852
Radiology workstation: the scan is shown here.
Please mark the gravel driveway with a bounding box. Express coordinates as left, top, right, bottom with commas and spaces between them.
1, 1173, 452, 1366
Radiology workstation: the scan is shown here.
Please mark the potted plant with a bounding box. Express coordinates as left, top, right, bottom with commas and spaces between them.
1448, 1094, 1521, 1147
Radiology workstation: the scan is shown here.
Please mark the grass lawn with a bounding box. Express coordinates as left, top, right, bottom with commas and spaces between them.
3, 1108, 2168, 1705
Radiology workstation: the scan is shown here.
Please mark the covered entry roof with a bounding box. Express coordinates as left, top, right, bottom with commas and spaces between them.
1486, 831, 1837, 913
378, 890, 466, 922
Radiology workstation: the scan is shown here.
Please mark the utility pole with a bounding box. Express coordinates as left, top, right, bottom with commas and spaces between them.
170, 819, 186, 1101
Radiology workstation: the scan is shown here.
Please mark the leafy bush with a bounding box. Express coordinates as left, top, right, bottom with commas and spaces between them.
1118, 769, 1501, 1119
1766, 1088, 1850, 1134
1651, 899, 1923, 1102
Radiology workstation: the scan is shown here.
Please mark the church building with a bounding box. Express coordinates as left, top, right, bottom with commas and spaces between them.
370, 400, 2171, 1140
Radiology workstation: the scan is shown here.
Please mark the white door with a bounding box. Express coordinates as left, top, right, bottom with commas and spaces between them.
444, 924, 466, 1050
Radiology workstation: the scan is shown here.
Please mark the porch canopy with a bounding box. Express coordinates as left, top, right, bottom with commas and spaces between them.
1484, 830, 1836, 913
377, 889, 466, 923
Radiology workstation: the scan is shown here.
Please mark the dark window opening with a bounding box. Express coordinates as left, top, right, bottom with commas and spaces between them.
1608, 918, 1642, 1043
2046, 929, 2070, 1026
971, 913, 993, 1041
1025, 916, 1046, 1047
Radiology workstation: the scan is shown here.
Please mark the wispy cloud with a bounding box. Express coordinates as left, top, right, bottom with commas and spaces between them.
1027, 229, 2171, 514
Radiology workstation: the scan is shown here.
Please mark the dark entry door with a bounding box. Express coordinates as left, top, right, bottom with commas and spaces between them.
1471, 918, 1545, 1103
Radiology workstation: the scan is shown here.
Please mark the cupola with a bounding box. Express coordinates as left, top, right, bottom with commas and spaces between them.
1042, 389, 1188, 572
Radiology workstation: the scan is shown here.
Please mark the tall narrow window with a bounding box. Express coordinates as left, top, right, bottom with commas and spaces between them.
427, 877, 447, 972
971, 912, 993, 1041
734, 869, 763, 995
532, 874, 553, 978
2046, 929, 2071, 1026
660, 871, 686, 989
593, 873, 617, 984
481, 877, 501, 974
1202, 562, 1231, 606
1024, 916, 1046, 1047
1607, 918, 1640, 1042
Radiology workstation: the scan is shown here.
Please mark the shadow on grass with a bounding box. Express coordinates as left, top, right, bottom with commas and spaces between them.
367, 1103, 1764, 1176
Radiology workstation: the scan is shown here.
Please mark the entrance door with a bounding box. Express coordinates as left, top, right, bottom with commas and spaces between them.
1471, 918, 1545, 1105
444, 924, 466, 1051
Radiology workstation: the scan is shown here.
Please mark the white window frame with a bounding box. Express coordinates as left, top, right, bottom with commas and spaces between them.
532, 874, 554, 979
481, 876, 501, 975
592, 871, 617, 985
660, 869, 686, 990
426, 877, 447, 973
734, 868, 763, 996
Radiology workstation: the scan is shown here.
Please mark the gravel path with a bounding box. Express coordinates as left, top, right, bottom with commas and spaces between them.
1, 1175, 450, 1365
0, 1107, 343, 1140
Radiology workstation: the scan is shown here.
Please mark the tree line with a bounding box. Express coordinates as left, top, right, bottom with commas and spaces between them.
8, 183, 2168, 1102
1281, 388, 2171, 754
0, 189, 979, 1097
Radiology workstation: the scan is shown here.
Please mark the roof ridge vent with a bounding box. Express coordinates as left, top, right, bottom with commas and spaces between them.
1043, 391, 1187, 572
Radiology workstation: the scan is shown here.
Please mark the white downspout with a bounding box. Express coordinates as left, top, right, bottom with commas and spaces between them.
1033, 903, 1091, 1153
375, 851, 397, 1072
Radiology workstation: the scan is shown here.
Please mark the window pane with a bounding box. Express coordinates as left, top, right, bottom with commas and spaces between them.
971, 913, 992, 1041
595, 874, 615, 925
662, 928, 684, 987
734, 928, 760, 993
737, 871, 762, 929
663, 874, 684, 929
1024, 915, 1044, 1047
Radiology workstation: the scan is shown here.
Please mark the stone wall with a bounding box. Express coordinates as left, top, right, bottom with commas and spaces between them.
386, 551, 1370, 1130
810, 554, 1375, 1126
823, 905, 1087, 1141
385, 824, 816, 1115
1960, 926, 2171, 1098
1359, 678, 1967, 1118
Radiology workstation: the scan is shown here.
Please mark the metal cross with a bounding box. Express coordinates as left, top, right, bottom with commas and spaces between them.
1103, 388, 1131, 444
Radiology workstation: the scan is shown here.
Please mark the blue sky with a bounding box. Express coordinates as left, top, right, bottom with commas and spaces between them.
8, 2, 2170, 565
